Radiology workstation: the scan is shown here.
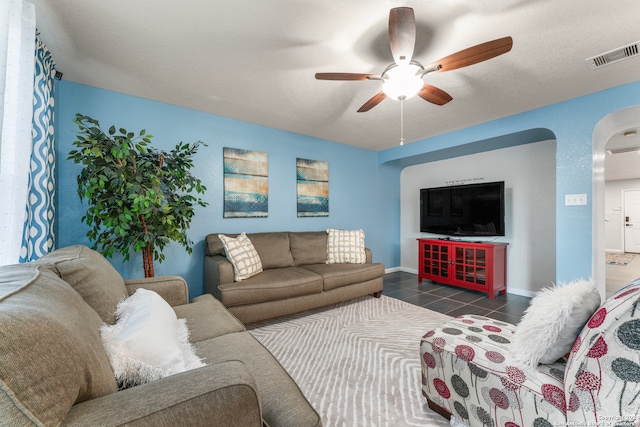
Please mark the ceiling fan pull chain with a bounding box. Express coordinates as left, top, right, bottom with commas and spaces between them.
400, 96, 405, 145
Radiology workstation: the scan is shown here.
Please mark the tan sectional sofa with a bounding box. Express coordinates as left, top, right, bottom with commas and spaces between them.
204, 231, 385, 324
0, 245, 321, 427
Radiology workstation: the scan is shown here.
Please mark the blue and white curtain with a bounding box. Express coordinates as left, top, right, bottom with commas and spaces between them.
19, 32, 56, 262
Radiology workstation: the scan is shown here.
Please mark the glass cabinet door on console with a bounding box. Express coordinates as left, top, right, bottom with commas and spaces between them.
454, 246, 486, 286
418, 241, 450, 282
417, 239, 453, 285
417, 239, 508, 299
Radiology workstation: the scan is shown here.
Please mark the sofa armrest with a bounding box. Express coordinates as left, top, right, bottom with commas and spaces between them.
62, 361, 262, 427
125, 276, 189, 307
421, 315, 568, 425
203, 255, 234, 299
365, 248, 373, 264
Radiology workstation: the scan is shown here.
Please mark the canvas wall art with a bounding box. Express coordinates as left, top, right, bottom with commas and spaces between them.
296, 158, 328, 217
223, 147, 268, 218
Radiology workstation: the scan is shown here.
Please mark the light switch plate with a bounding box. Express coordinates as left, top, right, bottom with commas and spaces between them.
565, 194, 587, 206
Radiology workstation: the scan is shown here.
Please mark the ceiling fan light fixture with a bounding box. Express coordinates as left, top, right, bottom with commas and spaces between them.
381, 63, 424, 100
315, 8, 513, 114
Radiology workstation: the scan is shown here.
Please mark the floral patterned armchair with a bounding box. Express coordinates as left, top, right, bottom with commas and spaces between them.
420, 279, 640, 427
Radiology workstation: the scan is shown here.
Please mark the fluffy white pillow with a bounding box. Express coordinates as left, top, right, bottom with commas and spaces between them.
326, 228, 366, 264
511, 279, 601, 368
218, 232, 263, 281
100, 288, 205, 388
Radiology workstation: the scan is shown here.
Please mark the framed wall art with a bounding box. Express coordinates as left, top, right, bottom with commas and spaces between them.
296, 158, 328, 217
223, 147, 268, 218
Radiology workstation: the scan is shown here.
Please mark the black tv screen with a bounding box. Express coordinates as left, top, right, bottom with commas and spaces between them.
420, 181, 505, 237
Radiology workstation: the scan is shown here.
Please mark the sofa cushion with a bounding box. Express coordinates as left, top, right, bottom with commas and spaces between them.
219, 267, 323, 307
194, 332, 322, 427
173, 294, 246, 342
0, 264, 117, 426
290, 231, 328, 266
326, 228, 366, 264
246, 232, 295, 269
38, 245, 128, 324
302, 262, 385, 292
206, 233, 228, 256
206, 233, 295, 269
219, 232, 263, 281
511, 279, 601, 367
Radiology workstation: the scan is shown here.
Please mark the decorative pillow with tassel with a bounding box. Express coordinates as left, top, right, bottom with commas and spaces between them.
100, 288, 205, 388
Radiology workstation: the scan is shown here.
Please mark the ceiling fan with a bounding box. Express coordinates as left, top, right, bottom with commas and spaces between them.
315, 7, 513, 113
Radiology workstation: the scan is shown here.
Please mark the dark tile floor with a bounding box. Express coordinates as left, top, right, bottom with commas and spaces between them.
383, 270, 531, 325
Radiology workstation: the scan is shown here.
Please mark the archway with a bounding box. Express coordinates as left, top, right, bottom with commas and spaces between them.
592, 105, 640, 298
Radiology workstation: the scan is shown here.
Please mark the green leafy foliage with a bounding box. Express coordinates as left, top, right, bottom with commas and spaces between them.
68, 114, 208, 276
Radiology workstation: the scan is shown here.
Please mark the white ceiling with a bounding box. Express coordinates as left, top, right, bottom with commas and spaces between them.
32, 0, 640, 179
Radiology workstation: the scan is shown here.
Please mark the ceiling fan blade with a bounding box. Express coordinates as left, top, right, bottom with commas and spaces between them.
418, 84, 453, 106
388, 7, 416, 65
357, 92, 386, 112
315, 73, 380, 81
427, 36, 513, 73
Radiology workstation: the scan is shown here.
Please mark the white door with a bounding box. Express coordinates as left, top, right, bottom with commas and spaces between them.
624, 189, 640, 253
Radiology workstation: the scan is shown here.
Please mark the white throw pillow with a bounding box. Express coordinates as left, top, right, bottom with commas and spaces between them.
511, 279, 601, 368
218, 232, 263, 281
100, 288, 205, 388
326, 228, 366, 264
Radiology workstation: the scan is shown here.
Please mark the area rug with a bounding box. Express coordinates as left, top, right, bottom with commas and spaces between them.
247, 295, 452, 427
606, 252, 635, 265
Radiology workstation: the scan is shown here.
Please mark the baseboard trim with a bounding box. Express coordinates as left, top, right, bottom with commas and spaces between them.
505, 287, 537, 298
383, 266, 419, 275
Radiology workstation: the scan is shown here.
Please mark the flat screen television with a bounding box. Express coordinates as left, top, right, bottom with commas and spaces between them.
420, 181, 505, 237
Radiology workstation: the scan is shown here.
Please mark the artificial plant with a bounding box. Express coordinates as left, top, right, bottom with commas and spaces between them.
68, 114, 208, 277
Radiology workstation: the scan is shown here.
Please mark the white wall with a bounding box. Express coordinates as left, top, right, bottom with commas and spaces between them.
400, 140, 556, 297
605, 179, 640, 252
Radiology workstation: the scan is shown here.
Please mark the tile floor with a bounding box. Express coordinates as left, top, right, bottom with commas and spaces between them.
384, 254, 640, 325
383, 270, 531, 325
606, 252, 640, 298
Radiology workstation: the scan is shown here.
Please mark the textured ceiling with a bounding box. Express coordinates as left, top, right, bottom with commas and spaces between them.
32, 0, 640, 178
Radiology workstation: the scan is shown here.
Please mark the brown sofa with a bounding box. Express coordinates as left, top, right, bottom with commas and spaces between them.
204, 231, 385, 324
0, 245, 321, 427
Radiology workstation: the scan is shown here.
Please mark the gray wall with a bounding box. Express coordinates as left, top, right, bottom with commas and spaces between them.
399, 139, 557, 297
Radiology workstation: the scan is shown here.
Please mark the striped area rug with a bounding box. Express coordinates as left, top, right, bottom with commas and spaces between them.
247, 295, 452, 427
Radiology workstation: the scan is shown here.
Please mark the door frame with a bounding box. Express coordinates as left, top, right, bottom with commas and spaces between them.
623, 189, 640, 253
593, 105, 640, 298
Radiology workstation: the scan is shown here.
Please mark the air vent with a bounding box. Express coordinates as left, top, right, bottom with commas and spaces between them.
607, 146, 640, 155
586, 41, 640, 69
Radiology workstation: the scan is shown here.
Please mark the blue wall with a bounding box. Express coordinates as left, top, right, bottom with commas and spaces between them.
56, 82, 389, 297
55, 80, 640, 296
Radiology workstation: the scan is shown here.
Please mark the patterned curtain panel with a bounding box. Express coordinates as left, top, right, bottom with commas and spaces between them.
19, 33, 56, 262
